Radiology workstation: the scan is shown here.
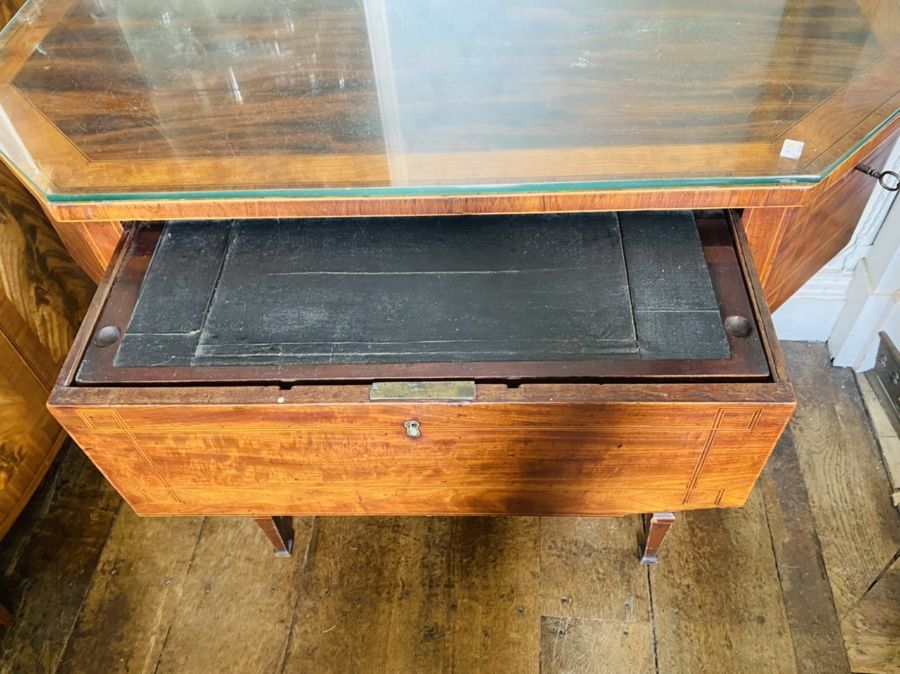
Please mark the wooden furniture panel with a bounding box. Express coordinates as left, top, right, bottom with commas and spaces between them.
0, 327, 66, 536
50, 392, 794, 517
0, 293, 58, 389
744, 132, 898, 309
0, 160, 93, 540
0, 163, 94, 368
27, 183, 819, 224
46, 219, 122, 284
763, 139, 896, 310
0, 0, 21, 28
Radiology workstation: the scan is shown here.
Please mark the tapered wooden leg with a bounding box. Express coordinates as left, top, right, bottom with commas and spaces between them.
253, 516, 293, 557
640, 512, 676, 564
0, 601, 13, 628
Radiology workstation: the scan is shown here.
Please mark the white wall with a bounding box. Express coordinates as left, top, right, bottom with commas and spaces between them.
828, 200, 900, 370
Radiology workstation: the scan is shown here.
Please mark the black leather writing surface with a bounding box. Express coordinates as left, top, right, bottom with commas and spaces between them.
619, 211, 729, 360
113, 212, 729, 368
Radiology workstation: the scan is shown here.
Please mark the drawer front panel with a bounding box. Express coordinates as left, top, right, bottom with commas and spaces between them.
54, 400, 793, 516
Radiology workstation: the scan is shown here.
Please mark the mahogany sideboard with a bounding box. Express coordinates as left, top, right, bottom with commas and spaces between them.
0, 0, 897, 561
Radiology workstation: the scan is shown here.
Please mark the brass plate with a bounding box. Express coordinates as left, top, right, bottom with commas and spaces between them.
370, 381, 477, 401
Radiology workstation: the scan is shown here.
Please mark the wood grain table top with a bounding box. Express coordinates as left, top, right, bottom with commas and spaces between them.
0, 0, 897, 213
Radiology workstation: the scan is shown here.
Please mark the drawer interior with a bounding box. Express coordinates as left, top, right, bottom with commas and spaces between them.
76, 210, 769, 384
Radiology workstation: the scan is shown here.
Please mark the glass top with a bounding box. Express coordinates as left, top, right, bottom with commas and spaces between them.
0, 0, 897, 202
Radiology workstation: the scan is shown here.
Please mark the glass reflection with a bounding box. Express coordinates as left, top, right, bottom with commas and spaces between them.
0, 0, 892, 194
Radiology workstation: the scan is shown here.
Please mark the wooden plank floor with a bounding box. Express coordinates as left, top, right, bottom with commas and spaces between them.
1, 342, 898, 674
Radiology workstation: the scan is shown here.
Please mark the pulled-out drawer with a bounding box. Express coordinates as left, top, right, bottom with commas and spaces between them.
48, 210, 794, 517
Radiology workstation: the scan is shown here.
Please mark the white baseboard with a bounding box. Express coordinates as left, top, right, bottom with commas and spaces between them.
773, 297, 846, 342
773, 269, 853, 341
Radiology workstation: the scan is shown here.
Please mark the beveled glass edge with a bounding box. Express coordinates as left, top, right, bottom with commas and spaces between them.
38, 173, 818, 203
10, 105, 896, 204
0, 0, 33, 41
